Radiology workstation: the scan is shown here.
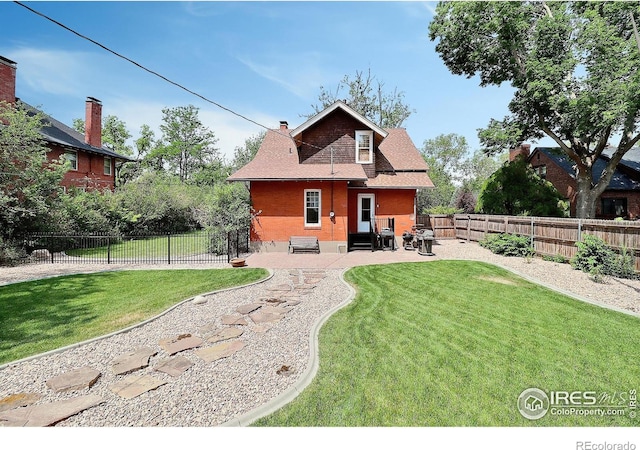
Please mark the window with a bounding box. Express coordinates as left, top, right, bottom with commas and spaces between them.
304, 189, 321, 227
104, 157, 112, 175
355, 130, 373, 164
63, 151, 77, 170
601, 198, 627, 217
534, 165, 547, 179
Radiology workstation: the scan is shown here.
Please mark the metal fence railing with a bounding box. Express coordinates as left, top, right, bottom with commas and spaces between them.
20, 229, 250, 265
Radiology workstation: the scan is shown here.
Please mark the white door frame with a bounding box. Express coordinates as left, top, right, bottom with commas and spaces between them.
357, 193, 375, 233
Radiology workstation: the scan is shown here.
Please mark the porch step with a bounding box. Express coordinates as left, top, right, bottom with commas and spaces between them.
349, 242, 373, 251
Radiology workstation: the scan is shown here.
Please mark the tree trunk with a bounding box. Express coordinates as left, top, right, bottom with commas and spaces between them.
574, 173, 598, 219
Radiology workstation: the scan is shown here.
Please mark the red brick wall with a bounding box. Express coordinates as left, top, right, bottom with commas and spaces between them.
250, 180, 349, 243
347, 189, 416, 235
0, 58, 16, 105
47, 145, 116, 191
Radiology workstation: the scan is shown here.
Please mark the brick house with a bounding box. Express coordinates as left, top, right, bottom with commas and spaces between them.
0, 55, 132, 191
228, 100, 434, 252
511, 144, 640, 219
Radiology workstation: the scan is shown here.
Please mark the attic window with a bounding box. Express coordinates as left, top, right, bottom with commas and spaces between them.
355, 130, 373, 164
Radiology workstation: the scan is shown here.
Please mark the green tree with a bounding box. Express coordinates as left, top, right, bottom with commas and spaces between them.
0, 101, 66, 240
158, 105, 220, 182
307, 68, 415, 128
429, 1, 640, 218
476, 157, 568, 217
231, 130, 265, 171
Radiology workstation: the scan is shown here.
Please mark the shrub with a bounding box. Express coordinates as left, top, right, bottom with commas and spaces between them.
479, 233, 534, 257
571, 235, 637, 280
0, 237, 27, 266
542, 254, 568, 264
424, 206, 462, 215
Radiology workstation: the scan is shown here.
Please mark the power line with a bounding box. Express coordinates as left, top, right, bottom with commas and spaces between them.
13, 1, 311, 147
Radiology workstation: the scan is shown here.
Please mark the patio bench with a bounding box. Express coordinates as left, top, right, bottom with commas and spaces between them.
288, 236, 320, 254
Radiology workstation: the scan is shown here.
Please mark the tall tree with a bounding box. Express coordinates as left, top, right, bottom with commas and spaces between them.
0, 101, 66, 239
231, 130, 265, 171
429, 1, 640, 218
307, 68, 415, 128
158, 105, 219, 182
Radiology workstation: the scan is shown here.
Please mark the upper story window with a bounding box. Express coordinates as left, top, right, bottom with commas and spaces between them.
104, 157, 112, 176
63, 151, 78, 171
534, 165, 547, 179
355, 130, 373, 164
304, 189, 321, 227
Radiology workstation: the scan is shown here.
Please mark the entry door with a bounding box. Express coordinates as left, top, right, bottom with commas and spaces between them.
357, 194, 375, 233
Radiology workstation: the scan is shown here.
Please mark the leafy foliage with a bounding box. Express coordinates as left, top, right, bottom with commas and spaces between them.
0, 101, 66, 240
479, 233, 534, 258
429, 1, 640, 218
571, 235, 637, 280
476, 157, 568, 217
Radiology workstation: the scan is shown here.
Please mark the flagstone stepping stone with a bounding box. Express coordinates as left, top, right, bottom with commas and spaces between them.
249, 310, 283, 324
267, 284, 293, 292
198, 322, 218, 337
110, 374, 166, 399
45, 366, 101, 393
158, 334, 203, 355
0, 393, 41, 413
221, 315, 248, 326
283, 299, 301, 307
261, 305, 291, 315
260, 297, 286, 304
304, 278, 323, 284
253, 324, 272, 333
154, 356, 194, 377
111, 347, 157, 376
194, 340, 245, 363
207, 327, 244, 343
0, 394, 103, 427
236, 303, 262, 315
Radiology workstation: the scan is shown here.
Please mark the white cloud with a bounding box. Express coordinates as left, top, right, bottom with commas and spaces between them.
5, 47, 93, 96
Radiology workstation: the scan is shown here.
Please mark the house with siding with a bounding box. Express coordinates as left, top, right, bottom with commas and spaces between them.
0, 55, 132, 191
228, 100, 434, 252
511, 144, 640, 219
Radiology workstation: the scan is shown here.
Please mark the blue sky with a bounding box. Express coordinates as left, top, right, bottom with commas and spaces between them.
0, 1, 540, 162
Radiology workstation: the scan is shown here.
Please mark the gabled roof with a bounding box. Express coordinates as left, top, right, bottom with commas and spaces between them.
20, 100, 134, 162
532, 147, 640, 191
291, 100, 388, 141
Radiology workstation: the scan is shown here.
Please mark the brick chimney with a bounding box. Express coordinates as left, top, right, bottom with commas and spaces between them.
85, 97, 102, 148
280, 121, 288, 130
509, 143, 531, 162
0, 55, 17, 105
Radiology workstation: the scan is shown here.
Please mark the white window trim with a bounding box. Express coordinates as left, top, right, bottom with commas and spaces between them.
355, 130, 373, 164
304, 189, 321, 227
64, 151, 78, 171
104, 156, 112, 176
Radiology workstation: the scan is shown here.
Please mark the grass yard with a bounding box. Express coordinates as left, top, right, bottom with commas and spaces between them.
65, 231, 213, 259
0, 268, 267, 364
254, 260, 640, 427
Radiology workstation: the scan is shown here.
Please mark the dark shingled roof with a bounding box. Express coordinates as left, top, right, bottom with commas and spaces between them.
19, 100, 134, 161
534, 147, 640, 191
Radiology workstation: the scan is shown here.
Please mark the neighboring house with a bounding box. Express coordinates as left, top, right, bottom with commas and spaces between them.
0, 55, 132, 191
510, 144, 640, 219
228, 100, 434, 252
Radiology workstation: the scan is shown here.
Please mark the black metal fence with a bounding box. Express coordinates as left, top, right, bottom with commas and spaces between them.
20, 229, 250, 265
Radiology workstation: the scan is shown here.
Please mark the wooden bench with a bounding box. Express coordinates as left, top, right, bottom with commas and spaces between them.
288, 236, 320, 254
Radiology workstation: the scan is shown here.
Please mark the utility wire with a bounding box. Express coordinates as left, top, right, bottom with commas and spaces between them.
13, 1, 321, 149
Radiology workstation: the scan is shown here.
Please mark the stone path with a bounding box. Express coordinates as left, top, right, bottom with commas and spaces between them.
0, 269, 328, 427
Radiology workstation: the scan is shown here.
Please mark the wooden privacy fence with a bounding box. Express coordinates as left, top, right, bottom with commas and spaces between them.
453, 214, 640, 272
416, 214, 457, 239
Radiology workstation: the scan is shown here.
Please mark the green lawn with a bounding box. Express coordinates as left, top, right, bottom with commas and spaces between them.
255, 260, 640, 426
66, 231, 213, 259
0, 268, 267, 364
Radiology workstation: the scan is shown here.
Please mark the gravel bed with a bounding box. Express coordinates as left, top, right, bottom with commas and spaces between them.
0, 240, 638, 427
0, 268, 350, 426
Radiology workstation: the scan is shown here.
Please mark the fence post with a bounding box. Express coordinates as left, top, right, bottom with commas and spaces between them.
577, 219, 582, 243
107, 237, 111, 265
530, 217, 535, 249
227, 231, 231, 263
485, 216, 489, 239
467, 216, 471, 242
167, 233, 171, 265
